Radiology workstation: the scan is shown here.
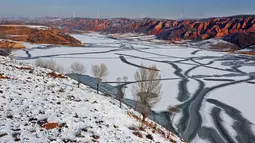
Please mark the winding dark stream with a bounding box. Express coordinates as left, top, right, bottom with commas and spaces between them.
14, 34, 255, 143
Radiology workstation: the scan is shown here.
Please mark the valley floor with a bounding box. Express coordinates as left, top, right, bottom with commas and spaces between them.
13, 32, 255, 143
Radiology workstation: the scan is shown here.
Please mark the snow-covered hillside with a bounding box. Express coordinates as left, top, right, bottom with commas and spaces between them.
0, 56, 184, 143
0, 25, 49, 30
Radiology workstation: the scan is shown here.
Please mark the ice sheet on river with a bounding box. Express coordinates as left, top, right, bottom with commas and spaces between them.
14, 33, 255, 143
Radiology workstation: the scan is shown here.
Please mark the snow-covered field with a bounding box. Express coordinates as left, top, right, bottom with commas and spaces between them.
0, 56, 183, 143
0, 25, 49, 30
13, 32, 255, 143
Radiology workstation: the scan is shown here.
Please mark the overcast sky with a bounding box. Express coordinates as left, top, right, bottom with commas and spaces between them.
1, 0, 255, 19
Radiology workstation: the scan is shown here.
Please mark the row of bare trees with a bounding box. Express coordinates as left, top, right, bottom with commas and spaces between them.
35, 59, 108, 91
70, 62, 164, 122
69, 61, 163, 123
35, 59, 176, 123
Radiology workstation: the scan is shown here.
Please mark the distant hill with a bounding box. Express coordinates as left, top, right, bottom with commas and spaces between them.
0, 25, 82, 47
2, 15, 255, 51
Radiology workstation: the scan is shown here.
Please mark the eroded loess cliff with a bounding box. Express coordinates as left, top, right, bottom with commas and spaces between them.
44, 16, 255, 48
0, 40, 25, 49
0, 25, 82, 46
2, 16, 255, 50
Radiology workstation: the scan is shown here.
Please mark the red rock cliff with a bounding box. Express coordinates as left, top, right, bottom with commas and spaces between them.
43, 16, 255, 43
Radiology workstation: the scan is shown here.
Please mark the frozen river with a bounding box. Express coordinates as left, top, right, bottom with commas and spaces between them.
14, 33, 255, 143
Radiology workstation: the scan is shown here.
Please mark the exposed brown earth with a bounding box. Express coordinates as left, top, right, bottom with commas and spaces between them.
0, 25, 82, 47
42, 122, 59, 130
48, 72, 66, 78
238, 51, 255, 56
0, 40, 25, 49
0, 74, 9, 79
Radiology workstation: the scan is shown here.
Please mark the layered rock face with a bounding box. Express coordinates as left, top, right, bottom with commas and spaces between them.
223, 32, 255, 49
0, 25, 82, 46
2, 15, 255, 50
46, 16, 255, 43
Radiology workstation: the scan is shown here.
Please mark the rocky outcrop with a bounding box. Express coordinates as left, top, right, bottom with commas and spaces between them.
40, 15, 255, 43
0, 40, 25, 49
0, 25, 82, 46
2, 15, 255, 50
26, 29, 81, 46
223, 32, 255, 49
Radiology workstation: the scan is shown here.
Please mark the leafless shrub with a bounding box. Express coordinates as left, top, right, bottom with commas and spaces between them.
132, 65, 162, 122
91, 63, 108, 93
116, 76, 128, 108
35, 59, 44, 67
123, 76, 128, 82
46, 59, 57, 71
70, 62, 86, 88
208, 42, 239, 51
55, 65, 64, 74
35, 59, 64, 73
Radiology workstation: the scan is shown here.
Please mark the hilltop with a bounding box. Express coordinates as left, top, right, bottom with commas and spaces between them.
0, 25, 82, 47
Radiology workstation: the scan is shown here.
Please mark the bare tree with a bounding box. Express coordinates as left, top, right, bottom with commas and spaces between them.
116, 77, 122, 84
116, 76, 128, 108
123, 76, 128, 82
70, 62, 86, 88
91, 64, 108, 93
71, 62, 86, 74
92, 64, 108, 80
116, 77, 122, 107
132, 65, 161, 122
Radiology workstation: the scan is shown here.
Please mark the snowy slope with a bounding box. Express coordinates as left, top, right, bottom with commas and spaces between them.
0, 25, 49, 30
0, 56, 184, 143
